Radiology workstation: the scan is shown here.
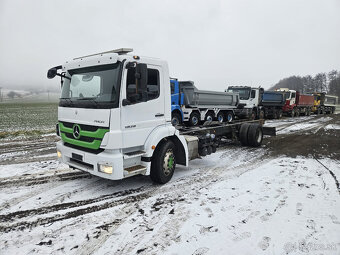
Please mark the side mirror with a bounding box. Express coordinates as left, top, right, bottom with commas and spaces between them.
122, 99, 131, 106
47, 65, 62, 79
47, 68, 57, 79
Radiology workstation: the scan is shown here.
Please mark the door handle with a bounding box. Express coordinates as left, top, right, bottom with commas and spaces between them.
155, 113, 164, 117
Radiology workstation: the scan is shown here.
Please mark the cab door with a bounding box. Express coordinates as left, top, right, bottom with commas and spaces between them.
120, 63, 165, 148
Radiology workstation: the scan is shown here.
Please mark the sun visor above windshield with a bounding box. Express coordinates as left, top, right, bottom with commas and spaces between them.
62, 53, 119, 72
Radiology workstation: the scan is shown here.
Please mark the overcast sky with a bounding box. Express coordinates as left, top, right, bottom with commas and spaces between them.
0, 0, 339, 92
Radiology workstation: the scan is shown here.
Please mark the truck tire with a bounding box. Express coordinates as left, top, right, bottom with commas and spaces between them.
189, 112, 200, 126
239, 123, 251, 146
247, 124, 263, 147
278, 110, 283, 119
317, 108, 321, 115
217, 112, 224, 123
205, 112, 214, 122
290, 108, 295, 117
226, 111, 234, 123
295, 108, 300, 117
150, 140, 176, 184
258, 110, 265, 120
273, 110, 278, 119
250, 110, 256, 120
171, 112, 182, 126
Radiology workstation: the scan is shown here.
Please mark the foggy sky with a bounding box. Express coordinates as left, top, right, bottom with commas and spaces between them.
0, 0, 339, 92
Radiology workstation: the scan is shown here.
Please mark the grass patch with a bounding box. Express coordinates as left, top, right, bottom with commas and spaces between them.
0, 102, 58, 135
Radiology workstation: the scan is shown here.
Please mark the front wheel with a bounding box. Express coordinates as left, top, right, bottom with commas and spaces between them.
295, 108, 300, 117
171, 112, 182, 126
258, 110, 265, 119
291, 108, 295, 117
150, 140, 176, 184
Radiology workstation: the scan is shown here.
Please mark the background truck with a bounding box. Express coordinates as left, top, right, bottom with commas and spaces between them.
227, 86, 285, 119
276, 88, 314, 117
47, 48, 274, 184
311, 92, 338, 114
171, 79, 239, 126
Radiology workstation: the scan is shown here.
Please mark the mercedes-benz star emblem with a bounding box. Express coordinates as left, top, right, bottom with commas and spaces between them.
73, 124, 81, 139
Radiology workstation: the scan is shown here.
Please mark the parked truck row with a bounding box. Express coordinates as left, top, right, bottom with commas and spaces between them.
170, 82, 338, 126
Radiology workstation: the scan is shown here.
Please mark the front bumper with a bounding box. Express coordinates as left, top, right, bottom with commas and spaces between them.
56, 141, 124, 180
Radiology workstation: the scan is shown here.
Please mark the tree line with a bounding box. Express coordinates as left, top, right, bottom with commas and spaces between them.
270, 70, 340, 98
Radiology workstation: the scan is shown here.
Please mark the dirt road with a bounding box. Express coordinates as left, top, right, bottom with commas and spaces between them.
0, 114, 339, 254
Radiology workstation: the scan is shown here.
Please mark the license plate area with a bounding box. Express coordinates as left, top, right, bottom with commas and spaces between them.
72, 153, 83, 161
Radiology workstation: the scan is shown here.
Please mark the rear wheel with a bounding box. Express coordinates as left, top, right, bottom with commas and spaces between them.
226, 111, 234, 123
217, 112, 224, 123
247, 124, 263, 147
150, 140, 176, 184
171, 112, 182, 126
205, 112, 214, 122
189, 112, 200, 126
239, 123, 251, 146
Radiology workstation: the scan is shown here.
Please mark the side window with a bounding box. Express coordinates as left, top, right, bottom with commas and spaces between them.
292, 92, 296, 98
126, 66, 160, 103
147, 69, 160, 100
251, 90, 256, 98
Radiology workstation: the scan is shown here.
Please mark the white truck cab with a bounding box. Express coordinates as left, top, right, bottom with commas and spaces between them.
227, 86, 264, 119
48, 48, 189, 183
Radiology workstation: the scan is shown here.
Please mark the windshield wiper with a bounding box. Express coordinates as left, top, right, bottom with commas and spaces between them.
60, 98, 74, 106
77, 97, 99, 107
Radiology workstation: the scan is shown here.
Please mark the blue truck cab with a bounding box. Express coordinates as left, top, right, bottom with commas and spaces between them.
170, 79, 184, 125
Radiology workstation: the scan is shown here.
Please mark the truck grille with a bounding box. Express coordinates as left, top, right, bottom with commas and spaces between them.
59, 121, 109, 151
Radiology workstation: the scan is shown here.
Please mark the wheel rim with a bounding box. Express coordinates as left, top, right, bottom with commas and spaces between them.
163, 149, 175, 176
172, 117, 179, 126
192, 116, 198, 125
256, 129, 263, 143
218, 114, 224, 123
260, 111, 264, 119
227, 114, 233, 122
206, 115, 213, 122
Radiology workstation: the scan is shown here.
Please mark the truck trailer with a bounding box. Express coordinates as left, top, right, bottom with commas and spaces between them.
227, 86, 285, 119
47, 48, 274, 184
171, 80, 238, 126
276, 88, 314, 117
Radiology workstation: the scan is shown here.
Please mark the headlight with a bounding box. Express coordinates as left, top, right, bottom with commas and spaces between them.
99, 164, 113, 174
57, 150, 62, 158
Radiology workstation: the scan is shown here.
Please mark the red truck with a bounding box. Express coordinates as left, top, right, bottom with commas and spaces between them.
276, 88, 314, 117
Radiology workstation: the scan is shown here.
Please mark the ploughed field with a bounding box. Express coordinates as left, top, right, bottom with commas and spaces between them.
0, 103, 340, 254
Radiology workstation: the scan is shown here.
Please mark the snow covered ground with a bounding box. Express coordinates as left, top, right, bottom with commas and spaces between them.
0, 114, 339, 255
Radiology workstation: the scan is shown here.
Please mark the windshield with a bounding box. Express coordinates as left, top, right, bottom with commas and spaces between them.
227, 88, 250, 100
60, 63, 121, 108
